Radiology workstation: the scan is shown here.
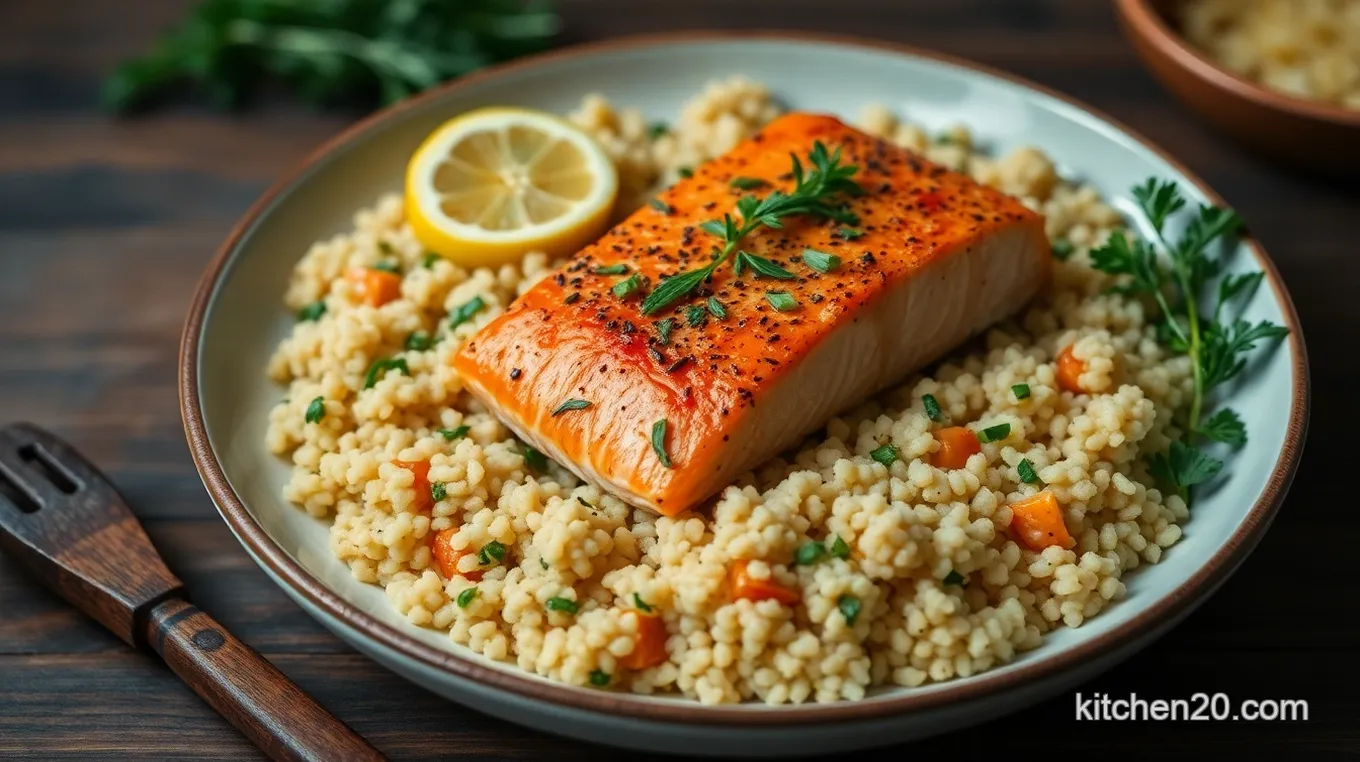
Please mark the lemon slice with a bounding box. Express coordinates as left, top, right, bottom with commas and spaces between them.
406, 108, 619, 268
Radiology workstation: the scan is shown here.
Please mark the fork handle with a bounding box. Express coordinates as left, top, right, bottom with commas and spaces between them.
145, 598, 386, 762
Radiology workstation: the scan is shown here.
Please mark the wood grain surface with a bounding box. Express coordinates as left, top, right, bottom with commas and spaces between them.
0, 0, 1355, 759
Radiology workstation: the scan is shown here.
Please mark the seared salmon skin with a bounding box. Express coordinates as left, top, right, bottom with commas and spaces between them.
452, 113, 1050, 516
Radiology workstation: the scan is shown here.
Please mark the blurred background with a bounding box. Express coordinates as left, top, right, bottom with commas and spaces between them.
0, 1, 1354, 760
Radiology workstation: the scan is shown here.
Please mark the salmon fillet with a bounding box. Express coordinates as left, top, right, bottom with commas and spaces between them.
453, 113, 1050, 516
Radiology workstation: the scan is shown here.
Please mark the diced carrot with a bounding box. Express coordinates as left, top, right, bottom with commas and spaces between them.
620, 611, 669, 671
431, 528, 484, 581
347, 266, 402, 307
931, 426, 981, 470
1009, 489, 1075, 551
395, 459, 432, 512
728, 559, 800, 604
1056, 344, 1088, 394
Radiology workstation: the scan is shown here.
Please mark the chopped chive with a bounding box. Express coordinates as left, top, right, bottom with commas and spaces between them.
363, 357, 410, 389
943, 569, 965, 585
801, 248, 841, 274
678, 166, 694, 178
837, 594, 862, 625
1017, 458, 1041, 484
371, 259, 401, 274
1051, 239, 1075, 261
404, 331, 433, 351
707, 296, 727, 320
304, 397, 326, 424
977, 423, 1012, 444
648, 198, 673, 215
922, 393, 945, 422
655, 318, 674, 345
297, 301, 327, 322
477, 540, 506, 565
456, 587, 478, 607
632, 593, 653, 613
838, 227, 863, 240
449, 296, 485, 330
651, 419, 672, 468
648, 122, 669, 140
1012, 383, 1031, 400
564, 292, 581, 305
593, 264, 629, 275
439, 426, 470, 441
552, 399, 591, 416
729, 176, 768, 190
765, 291, 798, 312
589, 669, 611, 687
870, 444, 900, 467
520, 443, 548, 472
421, 252, 440, 268
430, 482, 447, 502
612, 273, 642, 299
686, 304, 706, 327
828, 535, 851, 559
546, 596, 579, 614
793, 541, 826, 566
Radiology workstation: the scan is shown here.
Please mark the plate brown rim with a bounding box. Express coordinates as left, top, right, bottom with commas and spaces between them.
1115, 0, 1360, 128
179, 29, 1310, 727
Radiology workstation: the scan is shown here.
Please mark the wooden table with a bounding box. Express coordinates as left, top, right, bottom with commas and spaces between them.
1, 1, 1354, 759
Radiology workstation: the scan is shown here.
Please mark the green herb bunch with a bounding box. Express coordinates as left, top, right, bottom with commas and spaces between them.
1089, 179, 1288, 498
104, 0, 559, 113
640, 142, 863, 315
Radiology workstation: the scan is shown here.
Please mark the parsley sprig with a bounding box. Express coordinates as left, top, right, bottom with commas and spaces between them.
640, 142, 862, 315
1089, 179, 1287, 497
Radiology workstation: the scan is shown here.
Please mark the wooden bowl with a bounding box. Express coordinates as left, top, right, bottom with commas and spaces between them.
1115, 0, 1360, 173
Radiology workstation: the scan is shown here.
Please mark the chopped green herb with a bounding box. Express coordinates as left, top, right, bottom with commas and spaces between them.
837, 594, 862, 625
793, 541, 827, 566
870, 444, 900, 467
304, 397, 326, 424
546, 596, 579, 614
520, 443, 548, 472
405, 331, 433, 351
430, 482, 446, 502
593, 264, 629, 275
922, 393, 945, 422
632, 593, 653, 613
449, 296, 486, 330
589, 669, 611, 687
651, 419, 672, 468
707, 296, 727, 320
577, 496, 594, 509
1051, 239, 1075, 261
1017, 458, 1041, 484
943, 569, 965, 585
686, 304, 707, 327
612, 273, 643, 299
838, 227, 863, 240
828, 535, 851, 559
371, 259, 401, 274
1149, 440, 1223, 490
539, 558, 550, 570
363, 357, 410, 389
935, 133, 955, 145
1012, 383, 1031, 400
639, 141, 862, 315
648, 122, 669, 140
977, 423, 1011, 444
456, 587, 478, 608
729, 176, 768, 190
552, 399, 591, 415
439, 426, 470, 441
655, 318, 675, 345
801, 248, 842, 274
648, 198, 673, 215
477, 541, 506, 565
736, 251, 795, 280
297, 301, 326, 322
422, 252, 440, 268
678, 166, 694, 178
765, 291, 798, 312
1201, 408, 1247, 447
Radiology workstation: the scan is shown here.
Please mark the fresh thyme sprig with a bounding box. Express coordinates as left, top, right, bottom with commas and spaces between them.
1090, 178, 1288, 498
640, 141, 862, 315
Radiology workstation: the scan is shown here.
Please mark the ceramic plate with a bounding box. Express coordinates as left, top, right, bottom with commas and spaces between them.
180, 32, 1309, 757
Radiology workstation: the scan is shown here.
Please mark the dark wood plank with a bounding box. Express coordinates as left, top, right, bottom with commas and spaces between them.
0, 0, 1354, 759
